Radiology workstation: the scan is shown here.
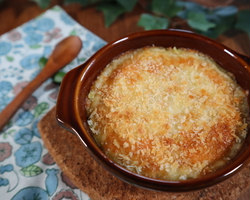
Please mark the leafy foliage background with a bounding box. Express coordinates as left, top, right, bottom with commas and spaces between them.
14, 0, 248, 83
30, 0, 250, 39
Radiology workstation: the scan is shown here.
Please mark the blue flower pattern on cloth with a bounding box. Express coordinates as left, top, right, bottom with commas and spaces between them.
0, 96, 12, 112
15, 111, 34, 127
20, 54, 42, 70
0, 178, 9, 186
11, 187, 49, 200
0, 164, 14, 174
45, 168, 59, 196
0, 6, 106, 200
0, 81, 12, 95
15, 142, 42, 167
0, 81, 13, 112
32, 120, 41, 138
24, 32, 43, 46
43, 46, 52, 57
22, 18, 54, 34
14, 128, 33, 145
30, 69, 41, 80
60, 12, 75, 25
0, 42, 12, 56
36, 18, 55, 32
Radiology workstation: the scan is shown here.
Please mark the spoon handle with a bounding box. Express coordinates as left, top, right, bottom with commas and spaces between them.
0, 36, 82, 131
0, 71, 50, 131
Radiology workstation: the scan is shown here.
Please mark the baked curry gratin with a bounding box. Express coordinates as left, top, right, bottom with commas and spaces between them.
85, 46, 249, 181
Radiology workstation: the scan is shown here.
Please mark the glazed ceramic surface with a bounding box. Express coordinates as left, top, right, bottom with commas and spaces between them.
56, 29, 250, 192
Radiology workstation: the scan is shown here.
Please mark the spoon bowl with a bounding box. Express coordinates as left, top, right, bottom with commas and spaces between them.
0, 35, 82, 131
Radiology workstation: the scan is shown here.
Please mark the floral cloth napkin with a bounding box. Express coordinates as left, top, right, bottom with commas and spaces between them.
0, 6, 106, 200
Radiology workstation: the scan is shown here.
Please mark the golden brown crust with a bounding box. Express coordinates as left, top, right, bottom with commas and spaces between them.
86, 47, 248, 180
38, 107, 250, 200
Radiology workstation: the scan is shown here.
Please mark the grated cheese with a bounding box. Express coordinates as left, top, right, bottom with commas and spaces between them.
85, 46, 249, 181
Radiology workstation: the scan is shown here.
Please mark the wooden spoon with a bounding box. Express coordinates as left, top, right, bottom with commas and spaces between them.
0, 36, 82, 131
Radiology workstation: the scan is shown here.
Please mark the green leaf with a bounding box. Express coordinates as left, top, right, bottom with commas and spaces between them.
152, 0, 183, 18
29, 44, 42, 49
204, 15, 235, 38
64, 0, 103, 6
214, 6, 238, 17
51, 6, 62, 11
187, 11, 216, 32
77, 57, 86, 63
177, 1, 205, 12
64, 0, 85, 5
34, 102, 49, 118
70, 29, 77, 36
176, 10, 187, 19
138, 13, 169, 30
20, 165, 43, 177
97, 3, 126, 27
6, 56, 14, 62
152, 0, 171, 15
39, 57, 48, 69
116, 0, 137, 11
53, 71, 66, 84
167, 4, 183, 18
205, 11, 221, 22
3, 129, 15, 139
176, 1, 206, 19
235, 10, 250, 33
31, 0, 50, 9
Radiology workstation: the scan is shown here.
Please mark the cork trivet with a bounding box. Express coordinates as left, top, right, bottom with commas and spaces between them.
38, 107, 250, 200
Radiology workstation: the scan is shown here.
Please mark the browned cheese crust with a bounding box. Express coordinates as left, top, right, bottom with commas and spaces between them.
86, 47, 249, 181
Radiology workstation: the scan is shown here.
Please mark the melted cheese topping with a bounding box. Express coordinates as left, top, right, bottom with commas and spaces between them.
85, 47, 249, 181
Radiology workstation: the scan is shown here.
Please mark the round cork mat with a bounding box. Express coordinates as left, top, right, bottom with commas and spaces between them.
38, 107, 250, 200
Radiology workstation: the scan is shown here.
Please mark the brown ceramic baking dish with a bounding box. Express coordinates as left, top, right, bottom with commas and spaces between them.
56, 29, 250, 192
